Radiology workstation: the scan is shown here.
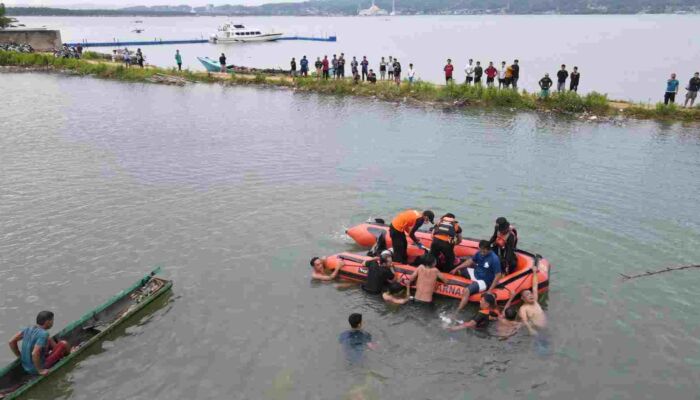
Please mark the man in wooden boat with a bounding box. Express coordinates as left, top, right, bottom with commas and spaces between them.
309, 256, 343, 281
388, 209, 434, 264
450, 240, 503, 316
8, 311, 71, 376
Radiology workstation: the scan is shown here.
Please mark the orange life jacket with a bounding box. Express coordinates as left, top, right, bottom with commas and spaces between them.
494, 226, 518, 249
391, 209, 422, 233
433, 217, 459, 243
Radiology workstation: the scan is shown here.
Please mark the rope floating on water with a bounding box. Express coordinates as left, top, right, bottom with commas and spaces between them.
619, 264, 700, 281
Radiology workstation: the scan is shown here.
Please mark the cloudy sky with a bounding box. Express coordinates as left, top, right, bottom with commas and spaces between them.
4, 0, 294, 7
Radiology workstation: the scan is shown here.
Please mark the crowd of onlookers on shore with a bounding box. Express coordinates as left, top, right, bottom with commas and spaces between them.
285, 54, 584, 99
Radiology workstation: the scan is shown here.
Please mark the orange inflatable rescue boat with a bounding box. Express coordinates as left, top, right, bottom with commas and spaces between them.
330, 219, 552, 304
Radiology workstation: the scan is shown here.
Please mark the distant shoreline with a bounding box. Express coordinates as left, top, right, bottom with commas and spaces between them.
7, 7, 700, 18
1, 51, 698, 123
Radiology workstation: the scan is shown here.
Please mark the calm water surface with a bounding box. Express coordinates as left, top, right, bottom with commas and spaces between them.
16, 15, 700, 102
1, 73, 700, 399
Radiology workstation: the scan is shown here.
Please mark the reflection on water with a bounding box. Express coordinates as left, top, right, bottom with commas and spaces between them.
1, 73, 699, 399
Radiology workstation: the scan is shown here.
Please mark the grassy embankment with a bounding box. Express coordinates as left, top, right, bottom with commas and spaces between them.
2, 50, 699, 122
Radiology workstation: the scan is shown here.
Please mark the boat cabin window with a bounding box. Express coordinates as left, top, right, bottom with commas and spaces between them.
255, 31, 261, 35
234, 24, 245, 28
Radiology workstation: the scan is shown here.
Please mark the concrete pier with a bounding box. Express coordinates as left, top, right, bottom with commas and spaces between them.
0, 29, 62, 51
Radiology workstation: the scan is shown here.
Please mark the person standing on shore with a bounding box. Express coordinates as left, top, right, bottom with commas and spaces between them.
504, 64, 513, 88
664, 73, 680, 105
136, 48, 144, 68
387, 56, 394, 80
300, 56, 309, 77
464, 59, 474, 85
557, 64, 568, 92
361, 56, 369, 81
219, 53, 226, 73
498, 61, 507, 88
485, 62, 497, 87
684, 72, 700, 108
290, 57, 297, 77
407, 63, 416, 84
350, 56, 359, 78
331, 54, 338, 79
175, 49, 182, 71
315, 57, 323, 78
511, 59, 520, 89
569, 66, 580, 92
123, 48, 131, 68
444, 59, 454, 84
322, 55, 330, 79
379, 57, 387, 80
393, 58, 402, 85
474, 61, 483, 85
338, 53, 346, 78
539, 73, 553, 98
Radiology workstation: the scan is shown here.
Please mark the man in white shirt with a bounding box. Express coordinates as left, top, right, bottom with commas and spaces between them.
464, 59, 475, 85
498, 61, 507, 88
407, 63, 416, 84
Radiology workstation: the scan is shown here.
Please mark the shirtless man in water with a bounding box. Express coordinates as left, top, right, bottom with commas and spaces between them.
405, 254, 446, 304
518, 263, 547, 335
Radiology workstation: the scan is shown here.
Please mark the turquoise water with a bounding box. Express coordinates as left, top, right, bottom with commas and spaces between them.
1, 73, 699, 399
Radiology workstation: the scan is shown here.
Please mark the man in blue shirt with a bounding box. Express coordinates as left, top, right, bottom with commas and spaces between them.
664, 73, 680, 105
450, 240, 503, 316
8, 311, 71, 375
338, 313, 375, 363
299, 55, 309, 77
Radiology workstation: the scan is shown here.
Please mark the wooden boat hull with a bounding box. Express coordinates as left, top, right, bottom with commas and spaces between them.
0, 268, 172, 400
325, 252, 549, 304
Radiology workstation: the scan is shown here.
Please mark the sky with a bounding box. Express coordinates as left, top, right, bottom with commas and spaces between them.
4, 0, 296, 7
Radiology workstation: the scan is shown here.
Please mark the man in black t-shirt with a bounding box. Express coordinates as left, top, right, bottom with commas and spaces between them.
361, 250, 396, 294
557, 64, 568, 92
511, 59, 520, 89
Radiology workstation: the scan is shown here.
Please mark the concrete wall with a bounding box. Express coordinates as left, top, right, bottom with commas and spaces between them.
0, 29, 62, 51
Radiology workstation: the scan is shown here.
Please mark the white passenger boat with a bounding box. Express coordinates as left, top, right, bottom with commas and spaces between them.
208, 23, 283, 43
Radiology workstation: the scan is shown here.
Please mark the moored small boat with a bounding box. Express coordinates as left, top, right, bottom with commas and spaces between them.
0, 268, 172, 400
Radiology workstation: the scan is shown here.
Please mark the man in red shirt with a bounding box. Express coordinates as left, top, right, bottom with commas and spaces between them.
485, 62, 497, 87
322, 55, 330, 80
444, 59, 454, 84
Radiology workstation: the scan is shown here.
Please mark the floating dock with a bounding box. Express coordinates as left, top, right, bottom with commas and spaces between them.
67, 35, 337, 48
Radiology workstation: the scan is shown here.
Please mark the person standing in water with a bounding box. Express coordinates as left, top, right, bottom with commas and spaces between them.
405, 254, 446, 305
339, 313, 376, 363
518, 262, 547, 335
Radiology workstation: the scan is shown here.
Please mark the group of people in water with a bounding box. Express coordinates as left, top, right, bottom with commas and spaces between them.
312, 209, 547, 345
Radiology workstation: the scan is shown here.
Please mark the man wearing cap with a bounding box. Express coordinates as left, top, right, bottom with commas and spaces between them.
361, 250, 396, 294
389, 209, 435, 264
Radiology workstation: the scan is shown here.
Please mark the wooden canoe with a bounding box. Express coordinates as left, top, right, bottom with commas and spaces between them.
0, 268, 172, 400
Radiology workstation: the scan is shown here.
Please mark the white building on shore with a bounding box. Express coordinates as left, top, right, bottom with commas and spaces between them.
358, 1, 389, 16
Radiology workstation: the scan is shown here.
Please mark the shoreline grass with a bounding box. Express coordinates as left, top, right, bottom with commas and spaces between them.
2, 50, 699, 123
